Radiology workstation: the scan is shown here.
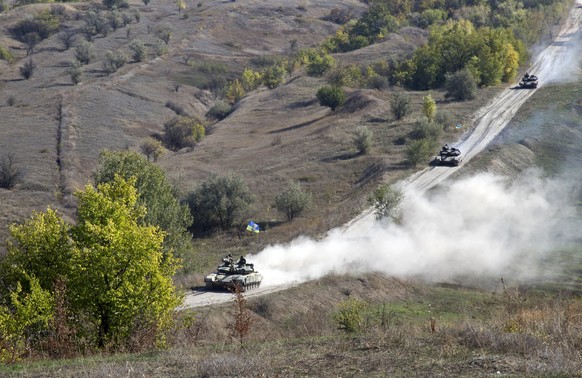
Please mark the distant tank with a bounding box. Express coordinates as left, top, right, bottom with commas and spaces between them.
204, 255, 263, 292
518, 73, 538, 89
432, 144, 462, 166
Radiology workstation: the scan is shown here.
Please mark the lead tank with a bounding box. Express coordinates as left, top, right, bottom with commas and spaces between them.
433, 144, 462, 166
204, 256, 263, 292
518, 73, 538, 88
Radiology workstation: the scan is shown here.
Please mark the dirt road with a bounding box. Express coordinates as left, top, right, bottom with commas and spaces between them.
181, 2, 582, 310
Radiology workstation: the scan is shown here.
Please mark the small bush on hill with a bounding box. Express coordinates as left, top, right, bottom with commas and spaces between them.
103, 50, 128, 75
74, 41, 95, 65
129, 40, 147, 62
316, 86, 345, 111
163, 116, 205, 151
273, 181, 312, 221
390, 92, 410, 121
352, 126, 373, 155
406, 137, 436, 167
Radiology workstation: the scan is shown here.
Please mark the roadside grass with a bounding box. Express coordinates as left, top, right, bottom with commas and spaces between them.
4, 276, 582, 377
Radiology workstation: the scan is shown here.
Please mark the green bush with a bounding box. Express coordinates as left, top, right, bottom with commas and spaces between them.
163, 116, 205, 151
273, 181, 312, 221
390, 92, 410, 121
406, 138, 436, 167
352, 126, 373, 155
444, 69, 477, 101
103, 50, 128, 75
411, 119, 442, 141
185, 173, 253, 231
129, 40, 147, 62
333, 298, 368, 334
306, 50, 335, 76
74, 41, 95, 65
316, 86, 345, 111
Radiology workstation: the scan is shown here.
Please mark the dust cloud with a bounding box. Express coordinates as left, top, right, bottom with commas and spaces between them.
252, 170, 576, 287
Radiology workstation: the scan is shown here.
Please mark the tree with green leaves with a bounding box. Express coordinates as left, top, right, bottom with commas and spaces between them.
0, 276, 53, 363
316, 85, 345, 111
93, 150, 193, 260
390, 92, 410, 121
423, 94, 437, 122
273, 181, 312, 221
406, 138, 436, 167
1, 177, 182, 350
186, 173, 253, 231
444, 69, 477, 101
71, 177, 181, 347
163, 116, 205, 151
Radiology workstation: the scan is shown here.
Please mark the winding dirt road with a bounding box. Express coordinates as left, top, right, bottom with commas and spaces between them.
181, 2, 582, 310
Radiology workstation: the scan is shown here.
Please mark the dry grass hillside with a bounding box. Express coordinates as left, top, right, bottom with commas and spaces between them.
0, 0, 503, 251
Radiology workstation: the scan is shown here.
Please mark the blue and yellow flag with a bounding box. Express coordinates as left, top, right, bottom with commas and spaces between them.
246, 221, 260, 233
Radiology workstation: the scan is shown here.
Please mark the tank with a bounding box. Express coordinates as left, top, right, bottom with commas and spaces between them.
432, 144, 462, 166
204, 256, 263, 292
518, 73, 538, 89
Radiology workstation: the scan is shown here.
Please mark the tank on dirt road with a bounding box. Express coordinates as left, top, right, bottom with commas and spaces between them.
432, 144, 462, 166
204, 255, 263, 292
518, 73, 538, 89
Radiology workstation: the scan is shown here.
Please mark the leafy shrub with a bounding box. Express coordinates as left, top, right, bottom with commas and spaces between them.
261, 64, 286, 89
444, 69, 477, 101
273, 181, 312, 221
74, 41, 95, 65
163, 116, 205, 151
333, 298, 368, 334
129, 40, 147, 62
139, 138, 163, 162
352, 126, 373, 155
83, 10, 109, 38
325, 65, 361, 88
185, 172, 253, 231
206, 100, 233, 120
390, 92, 410, 121
411, 119, 442, 141
406, 138, 436, 167
423, 94, 437, 122
316, 86, 345, 111
306, 50, 335, 76
103, 50, 128, 75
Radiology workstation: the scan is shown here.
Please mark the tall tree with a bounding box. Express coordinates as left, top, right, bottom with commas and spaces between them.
93, 150, 193, 260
